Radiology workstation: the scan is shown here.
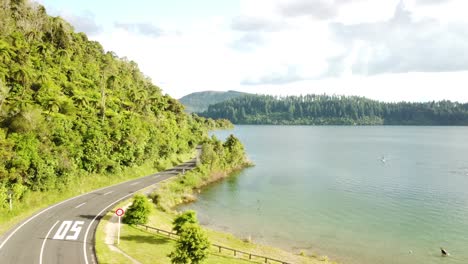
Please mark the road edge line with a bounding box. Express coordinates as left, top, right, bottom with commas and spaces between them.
39, 220, 60, 264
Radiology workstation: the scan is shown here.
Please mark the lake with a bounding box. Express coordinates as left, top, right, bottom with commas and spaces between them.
181, 126, 468, 264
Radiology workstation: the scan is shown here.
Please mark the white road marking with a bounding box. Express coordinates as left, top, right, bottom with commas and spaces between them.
130, 182, 140, 186
103, 191, 113, 196
53, 221, 72, 240
67, 221, 84, 240
82, 172, 176, 263
75, 202, 86, 208
39, 220, 60, 264
0, 184, 115, 250
82, 193, 134, 264
52, 221, 84, 240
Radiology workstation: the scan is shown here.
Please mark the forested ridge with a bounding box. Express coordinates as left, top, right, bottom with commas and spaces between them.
201, 94, 468, 125
0, 0, 227, 207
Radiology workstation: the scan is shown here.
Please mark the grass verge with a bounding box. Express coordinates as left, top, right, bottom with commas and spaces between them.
97, 206, 335, 264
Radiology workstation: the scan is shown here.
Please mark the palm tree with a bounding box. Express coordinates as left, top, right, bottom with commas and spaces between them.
8, 97, 33, 114
12, 66, 33, 98
56, 49, 69, 67
35, 43, 48, 57
45, 97, 60, 113
25, 30, 40, 43
0, 40, 15, 63
71, 93, 89, 109
37, 71, 49, 84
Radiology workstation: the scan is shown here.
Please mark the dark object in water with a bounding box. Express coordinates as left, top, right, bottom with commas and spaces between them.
440, 247, 449, 256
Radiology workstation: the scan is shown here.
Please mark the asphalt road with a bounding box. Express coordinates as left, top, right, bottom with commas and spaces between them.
0, 155, 199, 264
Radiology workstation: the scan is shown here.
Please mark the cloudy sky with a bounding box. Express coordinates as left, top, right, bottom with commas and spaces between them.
38, 0, 468, 102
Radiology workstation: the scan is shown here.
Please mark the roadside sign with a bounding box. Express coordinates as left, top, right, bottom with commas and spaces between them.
115, 208, 125, 245
115, 208, 125, 216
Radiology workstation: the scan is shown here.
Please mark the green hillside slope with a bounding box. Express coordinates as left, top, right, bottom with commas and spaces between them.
0, 0, 213, 207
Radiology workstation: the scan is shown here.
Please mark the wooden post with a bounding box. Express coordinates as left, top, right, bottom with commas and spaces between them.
234, 250, 236, 256
218, 246, 221, 253
249, 254, 252, 260
7, 190, 13, 211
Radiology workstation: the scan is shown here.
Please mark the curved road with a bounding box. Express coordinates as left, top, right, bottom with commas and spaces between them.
0, 155, 198, 264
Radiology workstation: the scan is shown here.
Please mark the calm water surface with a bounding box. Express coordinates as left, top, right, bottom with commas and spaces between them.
182, 126, 468, 264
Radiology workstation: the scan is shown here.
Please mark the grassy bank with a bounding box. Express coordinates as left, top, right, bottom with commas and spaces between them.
0, 151, 194, 236
97, 206, 333, 264
154, 163, 252, 211
153, 135, 253, 211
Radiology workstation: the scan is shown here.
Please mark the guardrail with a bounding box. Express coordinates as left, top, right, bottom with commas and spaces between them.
138, 224, 292, 264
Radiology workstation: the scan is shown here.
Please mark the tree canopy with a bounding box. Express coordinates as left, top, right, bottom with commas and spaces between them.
0, 0, 222, 208
169, 212, 210, 264
201, 94, 468, 126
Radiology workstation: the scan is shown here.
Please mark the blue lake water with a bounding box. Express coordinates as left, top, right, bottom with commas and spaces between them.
182, 126, 468, 264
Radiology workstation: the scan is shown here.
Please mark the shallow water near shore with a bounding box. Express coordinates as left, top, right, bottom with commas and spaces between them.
181, 125, 468, 264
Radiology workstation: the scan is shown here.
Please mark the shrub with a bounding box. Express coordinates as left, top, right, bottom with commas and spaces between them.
122, 195, 152, 225
172, 210, 198, 235
169, 223, 210, 264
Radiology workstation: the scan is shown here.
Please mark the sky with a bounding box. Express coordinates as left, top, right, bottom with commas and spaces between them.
37, 0, 468, 102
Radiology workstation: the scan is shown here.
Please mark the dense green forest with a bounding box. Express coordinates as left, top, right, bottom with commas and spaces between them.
0, 0, 230, 208
201, 94, 468, 125
179, 90, 249, 113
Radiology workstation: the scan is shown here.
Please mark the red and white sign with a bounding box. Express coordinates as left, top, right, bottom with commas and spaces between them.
115, 208, 125, 217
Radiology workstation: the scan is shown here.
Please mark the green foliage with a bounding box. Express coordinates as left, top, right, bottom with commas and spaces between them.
173, 210, 198, 235
201, 94, 468, 126
222, 135, 245, 168
0, 0, 210, 208
123, 195, 152, 225
154, 135, 249, 210
169, 223, 211, 264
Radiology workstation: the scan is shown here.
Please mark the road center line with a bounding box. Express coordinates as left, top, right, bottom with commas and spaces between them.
129, 182, 140, 186
0, 183, 116, 251
39, 220, 60, 264
75, 203, 86, 209
103, 191, 113, 196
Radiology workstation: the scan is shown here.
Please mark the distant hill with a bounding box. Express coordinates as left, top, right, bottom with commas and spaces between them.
179, 90, 250, 113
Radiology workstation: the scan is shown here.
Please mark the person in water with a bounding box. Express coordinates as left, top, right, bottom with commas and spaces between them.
440, 247, 449, 256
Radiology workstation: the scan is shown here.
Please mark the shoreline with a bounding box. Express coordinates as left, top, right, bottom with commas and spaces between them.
150, 160, 336, 264
96, 171, 335, 264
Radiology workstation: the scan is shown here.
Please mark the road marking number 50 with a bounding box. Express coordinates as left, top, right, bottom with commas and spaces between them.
52, 221, 85, 240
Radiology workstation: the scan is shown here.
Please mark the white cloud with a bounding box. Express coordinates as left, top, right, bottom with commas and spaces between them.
85, 0, 468, 101
326, 1, 468, 76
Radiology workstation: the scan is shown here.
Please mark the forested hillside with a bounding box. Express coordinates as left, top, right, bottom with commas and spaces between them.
201, 94, 468, 125
0, 0, 216, 207
179, 90, 249, 113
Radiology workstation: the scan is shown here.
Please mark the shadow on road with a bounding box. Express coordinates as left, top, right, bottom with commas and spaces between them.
78, 214, 100, 220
